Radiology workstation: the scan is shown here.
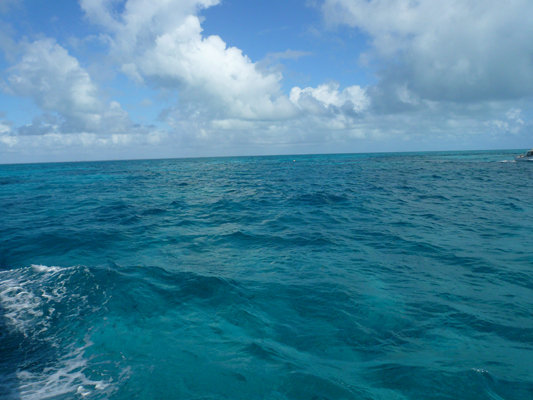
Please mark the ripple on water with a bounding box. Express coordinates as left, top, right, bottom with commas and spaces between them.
1, 151, 532, 399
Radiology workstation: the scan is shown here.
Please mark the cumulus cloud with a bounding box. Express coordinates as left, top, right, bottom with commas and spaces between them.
6, 38, 136, 135
323, 0, 533, 103
18, 114, 59, 136
120, 63, 144, 85
0, 116, 16, 148
290, 82, 369, 117
80, 0, 299, 120
0, 118, 12, 134
0, 127, 170, 164
4, 0, 530, 162
79, 0, 376, 132
485, 108, 525, 135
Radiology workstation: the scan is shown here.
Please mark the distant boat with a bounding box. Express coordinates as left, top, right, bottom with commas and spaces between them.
515, 149, 533, 161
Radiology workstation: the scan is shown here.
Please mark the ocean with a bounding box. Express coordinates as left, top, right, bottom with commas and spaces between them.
0, 150, 532, 400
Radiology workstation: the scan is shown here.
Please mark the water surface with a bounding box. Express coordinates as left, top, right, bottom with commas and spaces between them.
1, 150, 532, 399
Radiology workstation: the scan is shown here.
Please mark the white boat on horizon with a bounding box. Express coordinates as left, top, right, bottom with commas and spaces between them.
515, 149, 533, 161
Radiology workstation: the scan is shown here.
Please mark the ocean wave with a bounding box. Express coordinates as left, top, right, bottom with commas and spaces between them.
0, 265, 119, 399
1, 152, 533, 399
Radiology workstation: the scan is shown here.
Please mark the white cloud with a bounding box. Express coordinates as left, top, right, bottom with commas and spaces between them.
7, 38, 103, 132
0, 117, 17, 147
18, 114, 60, 136
0, 127, 171, 164
506, 108, 524, 124
6, 38, 138, 135
0, 135, 17, 147
211, 119, 256, 131
120, 63, 144, 85
80, 0, 220, 52
290, 82, 369, 114
3, 0, 530, 162
8, 39, 100, 113
486, 108, 525, 135
143, 16, 296, 119
80, 0, 299, 120
323, 0, 533, 102
0, 119, 11, 134
77, 0, 383, 148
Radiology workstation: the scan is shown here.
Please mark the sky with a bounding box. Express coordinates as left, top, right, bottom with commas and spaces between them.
0, 0, 532, 163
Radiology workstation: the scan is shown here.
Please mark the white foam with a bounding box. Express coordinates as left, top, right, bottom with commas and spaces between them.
0, 265, 118, 399
31, 264, 63, 274
0, 282, 43, 336
0, 265, 71, 336
14, 348, 114, 400
0, 265, 122, 399
77, 385, 91, 397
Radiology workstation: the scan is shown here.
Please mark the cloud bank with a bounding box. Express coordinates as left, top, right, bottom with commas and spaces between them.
323, 0, 533, 103
80, 0, 297, 120
77, 0, 370, 148
0, 0, 532, 162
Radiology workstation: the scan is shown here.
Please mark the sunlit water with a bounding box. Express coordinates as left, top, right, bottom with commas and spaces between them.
1, 150, 532, 399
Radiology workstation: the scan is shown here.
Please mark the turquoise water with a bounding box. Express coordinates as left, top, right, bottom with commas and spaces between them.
1, 150, 532, 399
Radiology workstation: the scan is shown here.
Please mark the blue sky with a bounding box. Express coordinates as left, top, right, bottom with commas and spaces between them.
0, 0, 532, 163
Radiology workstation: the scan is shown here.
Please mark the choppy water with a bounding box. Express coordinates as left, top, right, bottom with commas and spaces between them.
1, 150, 532, 400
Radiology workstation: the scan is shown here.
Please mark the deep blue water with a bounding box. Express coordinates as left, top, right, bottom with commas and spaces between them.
1, 150, 532, 399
